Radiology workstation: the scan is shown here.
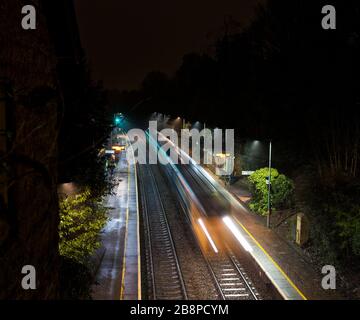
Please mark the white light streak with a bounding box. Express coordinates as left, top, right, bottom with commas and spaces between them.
198, 218, 218, 253
223, 216, 253, 252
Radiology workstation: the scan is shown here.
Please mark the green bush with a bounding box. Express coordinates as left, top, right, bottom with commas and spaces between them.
333, 207, 360, 257
59, 256, 93, 300
248, 167, 294, 215
352, 224, 360, 256
59, 188, 108, 264
304, 177, 360, 266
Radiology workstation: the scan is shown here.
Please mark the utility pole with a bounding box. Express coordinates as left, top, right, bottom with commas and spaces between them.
266, 141, 272, 228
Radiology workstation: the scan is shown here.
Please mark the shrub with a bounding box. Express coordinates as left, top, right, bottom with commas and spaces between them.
333, 207, 360, 257
59, 256, 93, 300
248, 167, 294, 215
59, 188, 108, 264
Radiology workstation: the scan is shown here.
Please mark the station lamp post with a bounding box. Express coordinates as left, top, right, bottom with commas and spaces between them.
243, 139, 273, 228
266, 141, 272, 228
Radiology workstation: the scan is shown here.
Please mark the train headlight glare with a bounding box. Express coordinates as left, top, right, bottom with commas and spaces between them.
223, 216, 253, 252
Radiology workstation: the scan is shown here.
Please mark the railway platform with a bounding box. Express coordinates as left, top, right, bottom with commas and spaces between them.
92, 135, 141, 300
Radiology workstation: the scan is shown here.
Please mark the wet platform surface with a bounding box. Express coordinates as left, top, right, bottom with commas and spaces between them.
92, 138, 140, 300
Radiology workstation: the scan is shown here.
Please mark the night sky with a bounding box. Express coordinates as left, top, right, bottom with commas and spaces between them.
74, 0, 264, 90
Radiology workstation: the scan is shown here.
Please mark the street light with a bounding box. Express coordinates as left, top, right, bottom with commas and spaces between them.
176, 116, 186, 129
243, 139, 272, 228
266, 141, 272, 228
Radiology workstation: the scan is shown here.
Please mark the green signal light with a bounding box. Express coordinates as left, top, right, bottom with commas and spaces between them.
114, 113, 124, 126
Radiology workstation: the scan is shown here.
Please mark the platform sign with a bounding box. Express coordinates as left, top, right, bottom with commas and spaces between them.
242, 170, 255, 176
265, 176, 271, 185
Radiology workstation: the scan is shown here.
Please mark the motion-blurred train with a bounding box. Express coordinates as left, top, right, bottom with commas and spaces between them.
146, 129, 245, 253
158, 143, 231, 253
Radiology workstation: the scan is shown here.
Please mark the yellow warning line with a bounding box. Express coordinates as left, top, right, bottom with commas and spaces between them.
120, 160, 130, 300
233, 216, 307, 300
119, 132, 141, 300
134, 152, 142, 300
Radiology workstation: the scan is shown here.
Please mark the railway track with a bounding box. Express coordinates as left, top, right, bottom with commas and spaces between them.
175, 164, 260, 300
139, 162, 260, 300
205, 249, 259, 300
138, 164, 188, 300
